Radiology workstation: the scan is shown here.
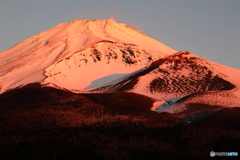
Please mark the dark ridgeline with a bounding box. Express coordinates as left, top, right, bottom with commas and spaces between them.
0, 82, 239, 159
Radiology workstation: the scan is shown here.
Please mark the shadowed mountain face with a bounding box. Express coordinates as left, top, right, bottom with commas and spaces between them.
0, 84, 239, 160
0, 83, 178, 133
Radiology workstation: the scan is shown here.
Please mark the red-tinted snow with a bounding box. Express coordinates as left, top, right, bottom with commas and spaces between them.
155, 57, 240, 113
0, 19, 176, 94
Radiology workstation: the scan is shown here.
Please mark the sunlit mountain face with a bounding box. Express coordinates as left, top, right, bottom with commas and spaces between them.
0, 19, 175, 94
0, 19, 239, 159
89, 51, 240, 117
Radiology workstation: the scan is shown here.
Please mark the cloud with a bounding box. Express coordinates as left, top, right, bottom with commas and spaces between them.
109, 14, 117, 22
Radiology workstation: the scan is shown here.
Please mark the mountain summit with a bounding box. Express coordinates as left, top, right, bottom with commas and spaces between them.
0, 19, 176, 93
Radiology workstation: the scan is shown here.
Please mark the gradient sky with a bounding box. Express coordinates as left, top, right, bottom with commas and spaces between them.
1, 0, 240, 69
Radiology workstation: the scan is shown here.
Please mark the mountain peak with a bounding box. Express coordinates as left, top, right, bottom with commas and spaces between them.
0, 19, 176, 94
68, 19, 121, 29
69, 19, 111, 25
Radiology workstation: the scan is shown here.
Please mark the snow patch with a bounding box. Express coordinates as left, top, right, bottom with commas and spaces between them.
156, 97, 184, 112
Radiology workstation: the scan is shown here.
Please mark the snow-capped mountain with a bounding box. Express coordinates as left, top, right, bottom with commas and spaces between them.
0, 19, 176, 94
1, 19, 240, 160
1, 19, 240, 116
89, 51, 240, 113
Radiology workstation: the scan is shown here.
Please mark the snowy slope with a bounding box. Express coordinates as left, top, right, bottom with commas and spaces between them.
42, 41, 162, 90
156, 56, 240, 115
90, 51, 240, 111
0, 19, 176, 94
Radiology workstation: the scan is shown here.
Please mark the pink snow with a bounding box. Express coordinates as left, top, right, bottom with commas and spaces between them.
0, 19, 176, 94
